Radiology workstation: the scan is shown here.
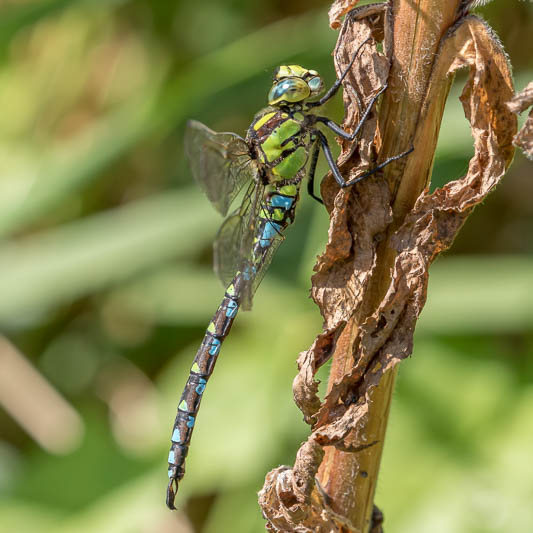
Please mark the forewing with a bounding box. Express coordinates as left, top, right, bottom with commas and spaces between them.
184, 120, 257, 216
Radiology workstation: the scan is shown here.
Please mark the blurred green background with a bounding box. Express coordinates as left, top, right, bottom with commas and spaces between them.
0, 1, 531, 532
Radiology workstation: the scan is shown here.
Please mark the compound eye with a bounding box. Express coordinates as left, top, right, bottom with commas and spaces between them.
308, 76, 322, 91
268, 78, 310, 104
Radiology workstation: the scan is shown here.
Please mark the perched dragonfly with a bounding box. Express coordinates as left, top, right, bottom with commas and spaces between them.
166, 40, 412, 509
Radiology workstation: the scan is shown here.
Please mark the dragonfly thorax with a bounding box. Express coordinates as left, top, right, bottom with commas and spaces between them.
268, 64, 324, 106
249, 108, 311, 181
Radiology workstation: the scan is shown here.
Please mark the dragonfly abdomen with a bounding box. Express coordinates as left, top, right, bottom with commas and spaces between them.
167, 281, 241, 508
166, 188, 299, 509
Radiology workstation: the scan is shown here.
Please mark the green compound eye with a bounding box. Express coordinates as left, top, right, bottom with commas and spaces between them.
267, 78, 310, 105
308, 77, 322, 91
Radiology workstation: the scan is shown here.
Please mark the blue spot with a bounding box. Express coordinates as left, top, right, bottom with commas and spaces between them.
260, 221, 282, 248
271, 195, 294, 209
187, 416, 195, 428
168, 450, 176, 464
171, 428, 181, 443
195, 378, 207, 395
209, 338, 221, 356
226, 299, 238, 318
168, 467, 174, 478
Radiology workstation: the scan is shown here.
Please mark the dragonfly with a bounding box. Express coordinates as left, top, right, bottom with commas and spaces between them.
166, 39, 412, 509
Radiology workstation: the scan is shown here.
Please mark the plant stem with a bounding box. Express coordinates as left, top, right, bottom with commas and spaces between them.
317, 1, 463, 531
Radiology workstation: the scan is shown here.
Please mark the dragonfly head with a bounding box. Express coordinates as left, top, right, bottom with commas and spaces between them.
268, 65, 324, 106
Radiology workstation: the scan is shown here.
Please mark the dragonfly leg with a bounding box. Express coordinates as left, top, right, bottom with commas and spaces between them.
315, 130, 346, 188
343, 146, 414, 187
315, 129, 414, 189
306, 140, 323, 204
314, 83, 388, 142
306, 37, 372, 109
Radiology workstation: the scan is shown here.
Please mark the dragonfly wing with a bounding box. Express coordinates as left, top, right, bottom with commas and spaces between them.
213, 181, 265, 310
184, 120, 257, 216
249, 231, 284, 303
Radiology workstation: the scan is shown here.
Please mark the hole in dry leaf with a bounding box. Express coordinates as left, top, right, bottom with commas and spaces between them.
375, 315, 388, 333
431, 71, 474, 191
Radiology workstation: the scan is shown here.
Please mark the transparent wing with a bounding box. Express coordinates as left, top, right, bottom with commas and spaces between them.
249, 231, 284, 302
184, 120, 257, 216
213, 181, 285, 311
213, 181, 262, 286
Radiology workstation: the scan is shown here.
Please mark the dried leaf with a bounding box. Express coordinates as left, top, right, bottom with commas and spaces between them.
459, 0, 494, 12
297, 5, 391, 422
507, 82, 533, 159
259, 438, 340, 533
329, 0, 362, 30
296, 13, 516, 454
329, 1, 388, 31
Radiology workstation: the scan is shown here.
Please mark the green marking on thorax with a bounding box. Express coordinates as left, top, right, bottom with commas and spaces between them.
207, 322, 216, 334
260, 117, 301, 163
273, 146, 307, 178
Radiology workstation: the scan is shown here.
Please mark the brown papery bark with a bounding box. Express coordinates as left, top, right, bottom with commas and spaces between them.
259, 1, 516, 532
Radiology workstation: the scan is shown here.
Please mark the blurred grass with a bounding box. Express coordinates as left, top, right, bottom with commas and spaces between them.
0, 1, 531, 533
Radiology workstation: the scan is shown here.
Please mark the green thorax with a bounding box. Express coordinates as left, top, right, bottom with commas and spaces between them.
247, 107, 311, 181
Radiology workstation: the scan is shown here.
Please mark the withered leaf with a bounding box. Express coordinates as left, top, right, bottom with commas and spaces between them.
507, 82, 533, 160
328, 0, 363, 30
295, 6, 390, 423
301, 14, 515, 450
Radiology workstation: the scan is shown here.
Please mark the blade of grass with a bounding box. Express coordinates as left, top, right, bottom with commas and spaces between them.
0, 188, 218, 326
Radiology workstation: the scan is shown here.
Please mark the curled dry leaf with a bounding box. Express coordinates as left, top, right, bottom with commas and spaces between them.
259, 438, 363, 532
507, 82, 533, 159
294, 3, 390, 425
328, 0, 363, 30
298, 13, 516, 451
310, 13, 515, 449
259, 7, 516, 532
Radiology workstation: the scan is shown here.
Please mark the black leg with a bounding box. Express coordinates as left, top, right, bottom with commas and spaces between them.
343, 146, 414, 187
315, 130, 347, 188
306, 141, 323, 204
307, 37, 372, 109
314, 83, 388, 141
316, 128, 414, 188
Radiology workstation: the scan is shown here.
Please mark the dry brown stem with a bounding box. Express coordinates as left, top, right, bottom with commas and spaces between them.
259, 1, 517, 531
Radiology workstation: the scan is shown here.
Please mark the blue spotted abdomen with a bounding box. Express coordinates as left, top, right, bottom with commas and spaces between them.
166, 181, 299, 508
